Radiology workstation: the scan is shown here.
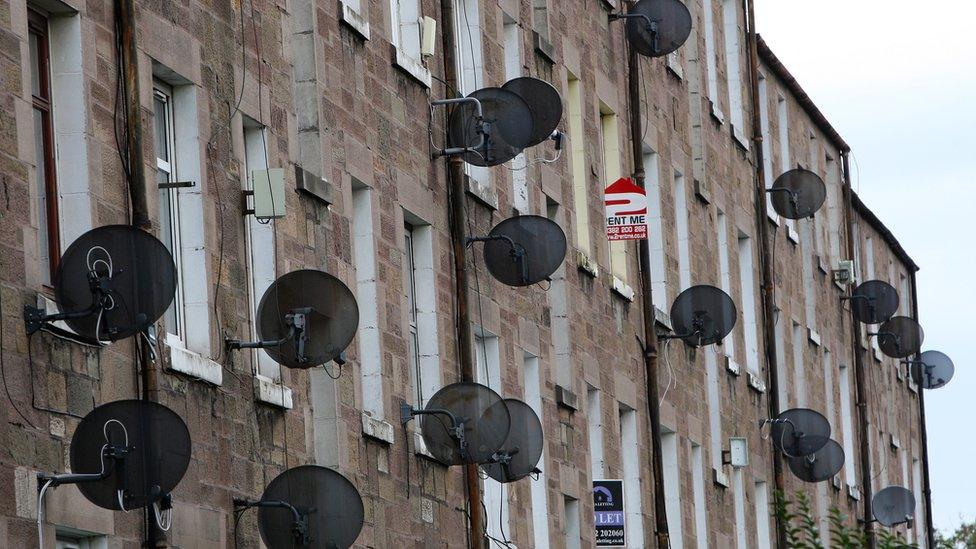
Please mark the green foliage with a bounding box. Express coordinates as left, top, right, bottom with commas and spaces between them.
935, 519, 976, 548
773, 490, 917, 549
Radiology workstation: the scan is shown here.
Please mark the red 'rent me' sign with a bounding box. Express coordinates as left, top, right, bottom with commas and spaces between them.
604, 177, 648, 241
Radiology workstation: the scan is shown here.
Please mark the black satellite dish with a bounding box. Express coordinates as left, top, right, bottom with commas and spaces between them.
915, 350, 954, 390
623, 0, 693, 58
67, 399, 191, 510
875, 316, 924, 359
250, 465, 364, 549
661, 285, 737, 347
448, 87, 534, 167
24, 225, 176, 341
872, 486, 916, 527
768, 168, 827, 220
474, 215, 567, 287
768, 408, 831, 458
787, 439, 844, 483
227, 270, 359, 369
406, 382, 511, 466
501, 77, 563, 148
847, 280, 900, 325
482, 399, 544, 483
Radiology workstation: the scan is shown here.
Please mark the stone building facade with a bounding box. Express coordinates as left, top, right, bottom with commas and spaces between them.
0, 0, 929, 547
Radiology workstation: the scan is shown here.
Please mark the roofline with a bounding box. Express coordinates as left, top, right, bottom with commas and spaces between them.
851, 191, 919, 273
756, 34, 851, 153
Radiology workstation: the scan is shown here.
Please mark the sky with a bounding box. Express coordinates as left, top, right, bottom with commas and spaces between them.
754, 0, 976, 535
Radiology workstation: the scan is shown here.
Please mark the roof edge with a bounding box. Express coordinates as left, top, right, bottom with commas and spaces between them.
756, 34, 851, 153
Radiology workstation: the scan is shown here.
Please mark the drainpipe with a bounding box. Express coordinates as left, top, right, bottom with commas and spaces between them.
909, 272, 935, 548
743, 1, 787, 547
841, 152, 876, 548
623, 2, 669, 546
438, 1, 484, 547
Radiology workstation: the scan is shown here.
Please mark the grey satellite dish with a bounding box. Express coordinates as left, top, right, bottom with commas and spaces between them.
622, 0, 693, 58
769, 408, 831, 458
227, 270, 359, 369
410, 382, 511, 466
768, 168, 827, 220
872, 486, 915, 527
915, 350, 954, 390
502, 77, 563, 148
847, 280, 900, 325
787, 439, 844, 483
475, 215, 568, 287
249, 465, 364, 549
482, 399, 544, 483
875, 316, 924, 359
447, 87, 534, 167
661, 285, 737, 347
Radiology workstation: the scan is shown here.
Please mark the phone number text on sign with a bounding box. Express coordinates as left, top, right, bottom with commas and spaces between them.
606, 220, 648, 241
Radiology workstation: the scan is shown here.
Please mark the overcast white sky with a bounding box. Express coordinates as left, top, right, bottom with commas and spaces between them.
754, 0, 976, 534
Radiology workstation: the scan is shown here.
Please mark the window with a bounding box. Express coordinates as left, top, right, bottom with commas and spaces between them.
733, 469, 748, 549
674, 170, 691, 290
839, 362, 857, 486
601, 105, 627, 284
912, 457, 924, 546
29, 10, 60, 286
504, 15, 530, 215
722, 0, 744, 136
791, 321, 806, 406
587, 385, 604, 478
774, 311, 789, 408
568, 72, 590, 256
547, 197, 573, 388
662, 429, 684, 549
620, 406, 644, 545
777, 94, 797, 236
154, 82, 185, 340
353, 186, 382, 417
802, 220, 817, 330
54, 529, 107, 549
454, 0, 488, 189
243, 121, 279, 382
524, 354, 550, 548
758, 73, 777, 222
533, 0, 550, 43
692, 443, 708, 549
474, 329, 506, 543
564, 495, 581, 549
390, 0, 424, 73
403, 216, 440, 406
755, 481, 772, 549
703, 0, 719, 108
825, 154, 842, 265
706, 349, 722, 471
644, 148, 667, 305
737, 232, 760, 373
717, 210, 735, 360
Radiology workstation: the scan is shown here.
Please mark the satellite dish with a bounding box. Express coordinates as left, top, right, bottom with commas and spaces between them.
876, 316, 924, 359
448, 87, 534, 167
25, 225, 177, 341
70, 400, 191, 510
479, 215, 567, 287
240, 270, 359, 369
418, 382, 511, 466
872, 486, 916, 527
257, 465, 364, 549
769, 408, 831, 458
665, 285, 737, 347
787, 439, 844, 483
482, 399, 544, 483
916, 350, 954, 390
768, 168, 827, 220
848, 280, 900, 325
501, 77, 563, 148
624, 0, 693, 58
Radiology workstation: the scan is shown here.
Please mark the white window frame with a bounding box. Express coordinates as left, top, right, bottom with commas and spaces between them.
390, 0, 431, 86
153, 82, 186, 343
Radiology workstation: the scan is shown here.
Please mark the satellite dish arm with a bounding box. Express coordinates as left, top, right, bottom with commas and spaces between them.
233, 499, 309, 544
225, 308, 311, 363
37, 444, 128, 489
608, 12, 660, 53
431, 96, 486, 157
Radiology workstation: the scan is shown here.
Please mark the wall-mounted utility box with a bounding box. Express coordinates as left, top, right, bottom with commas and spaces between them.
727, 437, 749, 468
252, 168, 285, 219
833, 259, 857, 286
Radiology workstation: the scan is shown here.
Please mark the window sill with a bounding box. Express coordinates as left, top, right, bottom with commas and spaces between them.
362, 412, 396, 444
254, 374, 293, 409
847, 484, 861, 501
654, 306, 672, 331
33, 293, 105, 346
872, 347, 883, 363
694, 178, 712, 204
392, 47, 431, 88
165, 336, 222, 385
766, 206, 781, 226
576, 250, 600, 279
748, 372, 766, 393
709, 100, 725, 125
808, 328, 822, 347
831, 476, 842, 491
817, 255, 829, 275
464, 174, 499, 210
732, 125, 750, 151
611, 276, 635, 302
532, 31, 555, 65
712, 468, 729, 488
724, 355, 741, 376
786, 225, 800, 244
339, 2, 370, 40
412, 430, 444, 463
665, 53, 683, 80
